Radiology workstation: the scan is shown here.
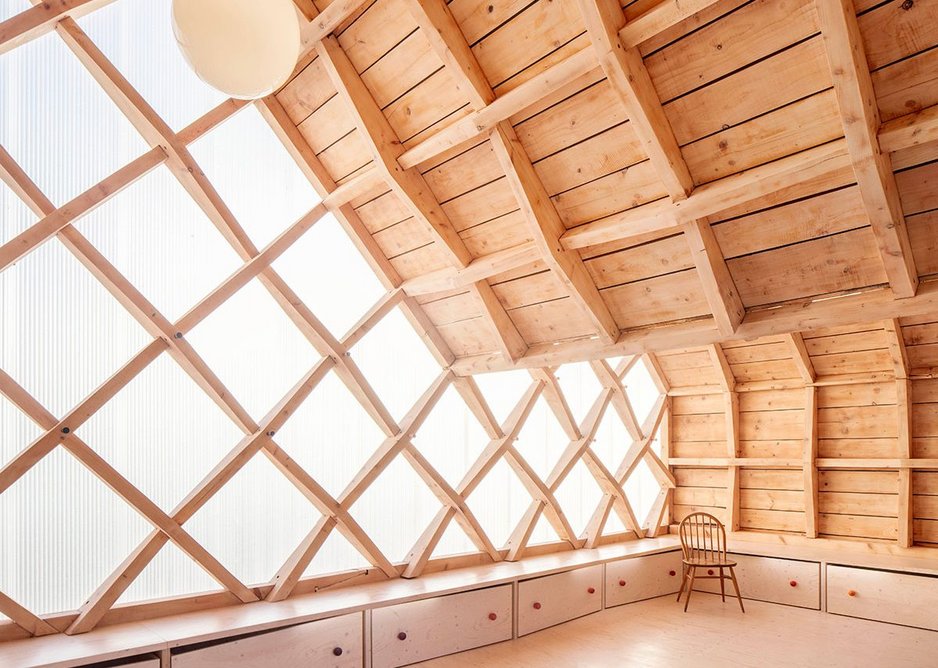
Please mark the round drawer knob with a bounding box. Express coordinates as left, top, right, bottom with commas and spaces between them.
669, 570, 676, 576
618, 579, 626, 587
587, 587, 596, 594
790, 580, 798, 587
333, 647, 343, 657
397, 632, 407, 641
488, 612, 497, 621
707, 569, 714, 576
848, 590, 857, 598
533, 602, 542, 610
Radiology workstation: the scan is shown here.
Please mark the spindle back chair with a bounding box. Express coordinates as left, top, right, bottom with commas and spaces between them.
677, 512, 744, 612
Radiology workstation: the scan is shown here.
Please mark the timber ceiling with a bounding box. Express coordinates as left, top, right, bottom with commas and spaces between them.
273, 0, 938, 374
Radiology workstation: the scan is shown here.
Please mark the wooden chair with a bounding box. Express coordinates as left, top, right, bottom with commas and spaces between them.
676, 512, 744, 613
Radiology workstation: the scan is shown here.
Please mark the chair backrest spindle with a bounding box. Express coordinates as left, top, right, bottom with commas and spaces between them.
678, 512, 728, 563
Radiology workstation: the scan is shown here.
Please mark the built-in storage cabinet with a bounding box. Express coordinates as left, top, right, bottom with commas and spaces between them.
692, 554, 820, 609
371, 584, 512, 668
605, 550, 683, 607
827, 565, 938, 631
517, 564, 603, 636
171, 613, 362, 668
87, 657, 160, 668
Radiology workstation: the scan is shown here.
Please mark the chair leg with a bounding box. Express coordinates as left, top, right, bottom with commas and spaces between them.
719, 566, 725, 602
729, 566, 745, 613
676, 564, 687, 602
683, 566, 697, 612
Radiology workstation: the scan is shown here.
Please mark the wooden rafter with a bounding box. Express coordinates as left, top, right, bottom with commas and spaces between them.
897, 379, 913, 548
406, 0, 619, 344
884, 319, 910, 379
804, 386, 819, 538
786, 332, 817, 384
452, 278, 938, 375
577, 0, 693, 201
815, 0, 918, 298
683, 219, 745, 336
0, 0, 110, 54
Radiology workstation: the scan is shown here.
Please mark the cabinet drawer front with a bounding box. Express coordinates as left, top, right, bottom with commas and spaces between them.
172, 613, 362, 668
517, 564, 603, 636
371, 585, 512, 668
828, 565, 938, 630
693, 554, 820, 609
605, 551, 683, 607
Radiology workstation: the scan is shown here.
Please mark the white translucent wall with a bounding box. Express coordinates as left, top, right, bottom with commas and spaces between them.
0, 0, 667, 619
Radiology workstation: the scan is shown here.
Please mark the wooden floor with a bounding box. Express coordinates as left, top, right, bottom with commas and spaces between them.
416, 594, 938, 667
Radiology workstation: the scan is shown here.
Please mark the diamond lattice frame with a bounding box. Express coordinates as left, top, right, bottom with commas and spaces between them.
0, 0, 674, 638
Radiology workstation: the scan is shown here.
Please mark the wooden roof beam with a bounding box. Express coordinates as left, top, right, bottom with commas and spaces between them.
816, 0, 918, 298
883, 319, 910, 379
452, 278, 938, 375
490, 128, 620, 344
407, 0, 617, 343
683, 219, 745, 336
316, 36, 471, 269
578, 0, 693, 201
786, 332, 817, 384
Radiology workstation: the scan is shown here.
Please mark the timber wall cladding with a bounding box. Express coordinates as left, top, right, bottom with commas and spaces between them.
667, 316, 938, 547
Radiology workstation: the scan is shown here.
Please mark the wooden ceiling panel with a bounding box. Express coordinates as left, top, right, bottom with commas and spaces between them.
584, 234, 693, 289
727, 228, 890, 307
491, 271, 569, 310
316, 130, 373, 183
532, 122, 645, 197
897, 161, 938, 216
713, 186, 869, 259
509, 297, 599, 344
664, 37, 831, 148
553, 159, 665, 227
335, 0, 416, 72
441, 177, 518, 232
277, 58, 333, 125
603, 269, 711, 328
644, 0, 818, 104
422, 141, 501, 202
387, 69, 471, 145
858, 0, 938, 72
909, 212, 938, 277
512, 79, 629, 163
419, 290, 481, 326
472, 0, 586, 91
682, 90, 844, 186
459, 210, 532, 258
872, 47, 938, 122
437, 316, 500, 356
361, 31, 442, 109
355, 191, 411, 234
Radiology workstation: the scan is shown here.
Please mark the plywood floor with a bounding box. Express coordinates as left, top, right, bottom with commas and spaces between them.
416, 594, 938, 667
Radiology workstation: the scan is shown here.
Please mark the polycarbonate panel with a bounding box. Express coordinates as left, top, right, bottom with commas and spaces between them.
274, 369, 386, 498
302, 528, 372, 578
624, 357, 660, 424
554, 362, 604, 425
349, 456, 441, 562
272, 212, 385, 338
184, 278, 321, 421
0, 31, 149, 204
352, 308, 441, 422
78, 0, 228, 131
74, 164, 244, 323
513, 396, 569, 482
626, 456, 660, 525
411, 385, 489, 488
188, 106, 321, 249
0, 449, 152, 616
554, 460, 603, 537
117, 539, 223, 606
185, 454, 320, 587
0, 238, 151, 417
465, 458, 529, 548
0, 180, 35, 245
75, 354, 244, 512
473, 369, 533, 425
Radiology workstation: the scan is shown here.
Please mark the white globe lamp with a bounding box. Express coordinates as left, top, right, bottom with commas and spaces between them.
172, 0, 302, 100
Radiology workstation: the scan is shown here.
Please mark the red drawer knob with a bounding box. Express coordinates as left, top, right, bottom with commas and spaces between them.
397, 632, 407, 641
333, 647, 343, 657
619, 579, 626, 587
669, 570, 676, 576
707, 569, 714, 576
790, 580, 798, 587
587, 587, 596, 594
533, 602, 542, 610
488, 612, 497, 621
848, 590, 857, 598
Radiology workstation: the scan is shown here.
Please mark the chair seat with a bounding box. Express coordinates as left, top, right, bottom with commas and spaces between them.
683, 556, 736, 568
